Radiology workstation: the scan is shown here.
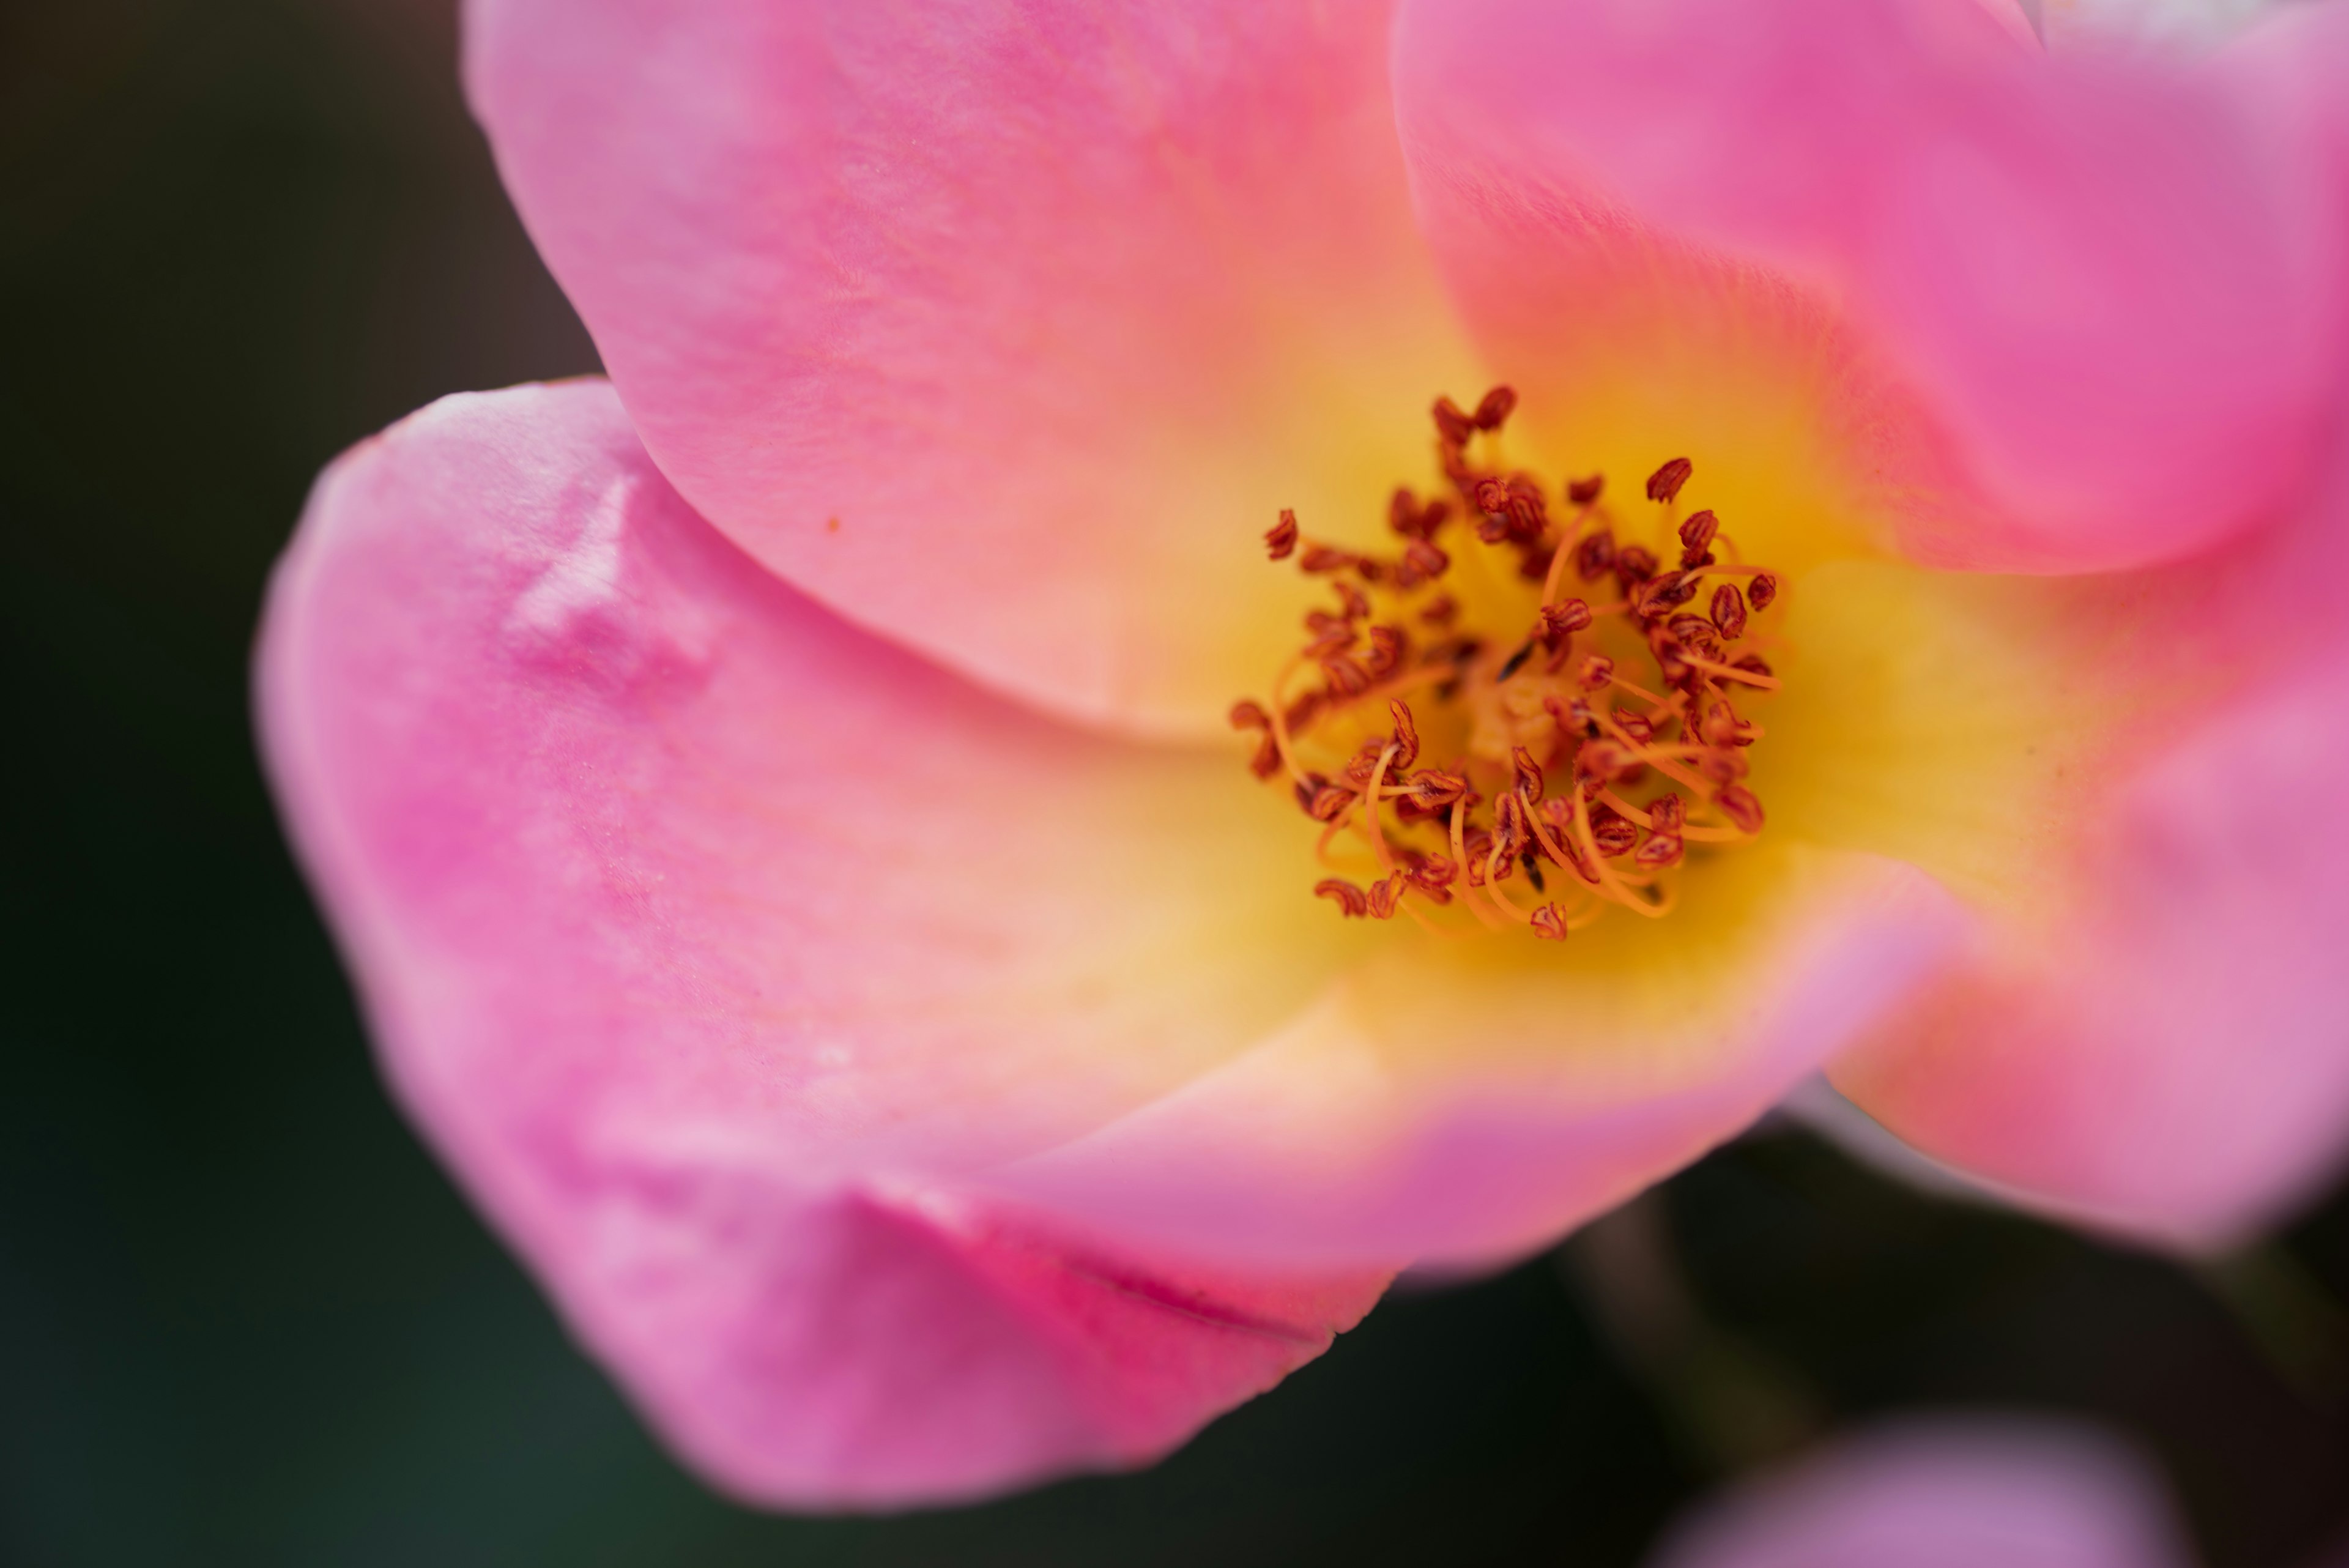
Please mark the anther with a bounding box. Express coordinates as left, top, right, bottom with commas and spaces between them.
1716, 784, 1765, 834
1589, 805, 1640, 858
1748, 572, 1779, 610
1315, 879, 1370, 918
1539, 599, 1593, 644
1365, 873, 1406, 920
1512, 746, 1546, 801
1321, 653, 1373, 697
1677, 510, 1719, 563
1266, 510, 1299, 560
1646, 457, 1693, 504
1711, 582, 1748, 641
1575, 530, 1617, 582
1407, 852, 1458, 896
1389, 699, 1422, 770
1299, 544, 1356, 574
1667, 614, 1720, 656
1634, 833, 1684, 870
1575, 741, 1628, 789
1364, 625, 1408, 680
1578, 655, 1616, 691
1473, 385, 1518, 431
1228, 700, 1270, 731
1308, 782, 1356, 822
1530, 904, 1572, 940
1614, 544, 1660, 590
1404, 539, 1450, 579
1408, 768, 1470, 810
1567, 474, 1605, 505
1649, 792, 1686, 833
1432, 396, 1477, 445
1636, 571, 1700, 619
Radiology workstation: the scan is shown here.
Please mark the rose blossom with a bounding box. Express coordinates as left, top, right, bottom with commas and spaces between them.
259, 0, 2349, 1507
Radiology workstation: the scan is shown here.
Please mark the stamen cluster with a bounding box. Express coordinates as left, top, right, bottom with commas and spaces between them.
1232, 389, 1783, 942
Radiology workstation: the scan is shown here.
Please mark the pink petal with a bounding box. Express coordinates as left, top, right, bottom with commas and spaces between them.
463, 0, 1477, 738
989, 848, 1970, 1271
1650, 1418, 2195, 1568
1390, 0, 2349, 576
256, 380, 1387, 1506
1830, 637, 2349, 1247
1824, 433, 2349, 1246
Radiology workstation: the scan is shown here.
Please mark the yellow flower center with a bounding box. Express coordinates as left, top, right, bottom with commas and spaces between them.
1231, 389, 1786, 942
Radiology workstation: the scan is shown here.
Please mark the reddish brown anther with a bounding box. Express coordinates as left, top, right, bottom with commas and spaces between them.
1308, 783, 1356, 822
1433, 396, 1477, 445
1575, 741, 1628, 787
1589, 805, 1639, 857
1331, 580, 1371, 621
1575, 529, 1617, 581
1646, 457, 1693, 503
1389, 699, 1422, 770
1492, 791, 1530, 860
1299, 544, 1355, 574
1667, 613, 1720, 656
1614, 544, 1660, 590
1364, 625, 1408, 680
1716, 784, 1765, 834
1649, 792, 1686, 833
1419, 593, 1459, 626
1567, 474, 1605, 505
1248, 732, 1282, 780
1409, 768, 1471, 810
1539, 599, 1594, 645
1634, 833, 1684, 869
1748, 571, 1778, 610
1228, 699, 1270, 731
1403, 538, 1450, 580
1365, 873, 1405, 920
1266, 510, 1299, 560
1701, 700, 1753, 749
1578, 654, 1616, 692
1293, 771, 1330, 815
1636, 571, 1700, 619
1732, 652, 1775, 679
1697, 748, 1749, 784
1406, 851, 1458, 892
1529, 903, 1572, 941
1614, 708, 1655, 745
1711, 582, 1748, 640
1512, 746, 1546, 801
1315, 879, 1370, 918
1474, 385, 1518, 431
1677, 509, 1719, 562
1321, 653, 1373, 698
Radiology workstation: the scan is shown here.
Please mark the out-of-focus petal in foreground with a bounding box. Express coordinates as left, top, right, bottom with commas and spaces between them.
1648, 1418, 2198, 1568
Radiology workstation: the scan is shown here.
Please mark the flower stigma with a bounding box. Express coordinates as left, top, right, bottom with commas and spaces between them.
1232, 388, 1783, 942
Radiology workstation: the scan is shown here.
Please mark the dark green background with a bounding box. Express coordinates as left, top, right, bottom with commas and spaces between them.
6, 2, 2348, 1562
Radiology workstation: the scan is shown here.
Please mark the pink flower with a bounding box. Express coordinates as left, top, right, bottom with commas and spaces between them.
1648, 1418, 2197, 1568
258, 0, 2349, 1508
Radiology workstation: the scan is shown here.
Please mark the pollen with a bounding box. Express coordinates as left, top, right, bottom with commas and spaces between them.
1233, 390, 1786, 941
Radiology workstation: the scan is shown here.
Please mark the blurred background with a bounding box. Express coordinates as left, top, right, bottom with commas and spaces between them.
4, 2, 2349, 1564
